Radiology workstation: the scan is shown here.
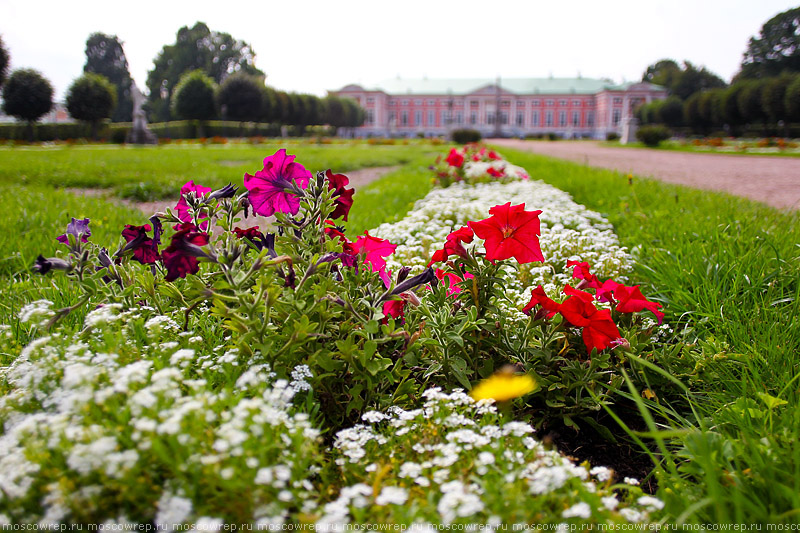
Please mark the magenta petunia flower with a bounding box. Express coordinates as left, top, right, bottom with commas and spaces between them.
244, 149, 312, 217
175, 181, 212, 230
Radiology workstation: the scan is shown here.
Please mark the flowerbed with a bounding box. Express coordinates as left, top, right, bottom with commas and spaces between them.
0, 147, 667, 525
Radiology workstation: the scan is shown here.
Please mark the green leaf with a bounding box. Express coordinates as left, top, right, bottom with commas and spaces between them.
757, 392, 788, 410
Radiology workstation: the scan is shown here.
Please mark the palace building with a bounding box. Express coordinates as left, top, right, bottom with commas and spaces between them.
331, 77, 667, 139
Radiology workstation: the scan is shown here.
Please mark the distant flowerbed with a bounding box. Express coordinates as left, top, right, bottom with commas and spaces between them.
0, 147, 666, 525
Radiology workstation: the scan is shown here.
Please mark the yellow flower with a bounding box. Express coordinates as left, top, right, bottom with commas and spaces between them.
470, 373, 537, 402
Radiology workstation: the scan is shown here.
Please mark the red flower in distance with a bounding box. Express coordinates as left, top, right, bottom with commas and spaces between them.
428, 226, 474, 266
446, 148, 465, 168
469, 202, 544, 264
244, 149, 312, 217
559, 295, 622, 354
566, 260, 601, 289
612, 283, 665, 324
162, 223, 211, 282
487, 167, 504, 178
435, 268, 474, 297
522, 285, 560, 318
121, 224, 159, 264
325, 169, 355, 221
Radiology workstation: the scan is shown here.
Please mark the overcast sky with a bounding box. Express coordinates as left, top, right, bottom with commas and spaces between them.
2, 0, 797, 101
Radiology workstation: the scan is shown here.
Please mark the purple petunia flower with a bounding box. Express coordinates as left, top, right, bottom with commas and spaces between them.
244, 149, 312, 217
56, 218, 91, 246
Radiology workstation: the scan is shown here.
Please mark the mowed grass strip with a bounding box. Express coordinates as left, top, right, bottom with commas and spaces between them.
0, 142, 437, 202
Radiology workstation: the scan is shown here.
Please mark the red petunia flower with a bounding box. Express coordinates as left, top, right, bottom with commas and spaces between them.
566, 260, 602, 289
343, 231, 396, 286
175, 181, 212, 230
611, 283, 665, 324
522, 285, 560, 318
435, 268, 474, 297
325, 169, 355, 221
487, 150, 502, 161
563, 284, 594, 303
162, 223, 211, 282
595, 279, 620, 303
487, 167, 504, 178
244, 149, 312, 217
233, 226, 265, 241
446, 148, 465, 168
121, 224, 159, 264
382, 299, 405, 324
469, 202, 544, 264
428, 226, 474, 266
559, 295, 622, 354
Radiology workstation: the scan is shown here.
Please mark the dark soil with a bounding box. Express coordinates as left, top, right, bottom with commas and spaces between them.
542, 408, 659, 494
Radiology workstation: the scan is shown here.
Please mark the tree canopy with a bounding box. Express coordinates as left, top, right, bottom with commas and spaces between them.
642, 59, 727, 100
217, 73, 263, 122
172, 70, 217, 122
83, 33, 133, 122
66, 73, 117, 138
738, 7, 800, 79
147, 22, 264, 122
0, 35, 9, 89
2, 68, 53, 123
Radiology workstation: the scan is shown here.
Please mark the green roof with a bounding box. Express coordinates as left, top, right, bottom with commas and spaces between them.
343, 77, 656, 95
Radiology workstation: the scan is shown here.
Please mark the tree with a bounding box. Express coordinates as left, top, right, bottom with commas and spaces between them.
737, 80, 768, 126
171, 70, 217, 137
0, 35, 9, 89
83, 33, 134, 122
66, 73, 117, 140
642, 59, 726, 100
1, 68, 53, 141
671, 62, 727, 100
761, 73, 796, 124
659, 96, 685, 127
785, 76, 800, 121
147, 22, 264, 122
738, 7, 800, 79
259, 85, 278, 123
721, 84, 747, 127
324, 96, 347, 128
217, 73, 263, 122
642, 59, 681, 88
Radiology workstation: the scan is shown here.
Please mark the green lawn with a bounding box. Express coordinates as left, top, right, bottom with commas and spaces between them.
2, 142, 800, 523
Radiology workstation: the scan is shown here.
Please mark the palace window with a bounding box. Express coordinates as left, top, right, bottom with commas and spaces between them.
389, 112, 396, 124
612, 109, 622, 125
487, 112, 496, 125
532, 99, 540, 106
572, 111, 580, 127
428, 110, 435, 126
545, 111, 553, 126
470, 100, 479, 108
366, 110, 374, 124
388, 100, 396, 106
545, 99, 554, 106
366, 97, 375, 104
516, 112, 525, 126
415, 111, 422, 126
613, 97, 623, 104
456, 112, 463, 124
559, 111, 567, 127
414, 99, 422, 105
470, 112, 477, 125
572, 99, 581, 106
401, 100, 409, 106
587, 112, 594, 127
516, 100, 525, 107
441, 110, 449, 124
532, 110, 540, 126
401, 111, 408, 126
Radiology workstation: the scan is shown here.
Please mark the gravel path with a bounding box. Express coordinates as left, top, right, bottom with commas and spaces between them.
490, 139, 800, 210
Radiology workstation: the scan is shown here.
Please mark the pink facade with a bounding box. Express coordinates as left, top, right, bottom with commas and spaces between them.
332, 78, 667, 139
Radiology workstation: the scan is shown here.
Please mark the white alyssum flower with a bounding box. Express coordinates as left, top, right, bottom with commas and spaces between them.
18, 300, 55, 326
562, 502, 592, 519
375, 486, 409, 506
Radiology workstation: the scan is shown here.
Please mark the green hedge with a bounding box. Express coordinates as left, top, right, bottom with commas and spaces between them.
0, 120, 282, 142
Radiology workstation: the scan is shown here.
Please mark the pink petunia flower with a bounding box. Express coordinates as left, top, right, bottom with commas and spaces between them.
244, 149, 312, 217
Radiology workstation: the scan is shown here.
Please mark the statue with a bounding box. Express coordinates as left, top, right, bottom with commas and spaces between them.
126, 81, 158, 144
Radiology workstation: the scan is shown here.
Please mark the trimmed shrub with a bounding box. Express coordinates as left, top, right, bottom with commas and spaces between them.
451, 128, 481, 144
606, 132, 620, 141
636, 125, 671, 147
